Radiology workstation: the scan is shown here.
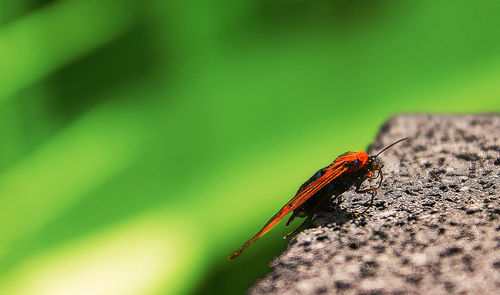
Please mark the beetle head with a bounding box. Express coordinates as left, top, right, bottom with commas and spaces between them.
366, 137, 407, 178
366, 156, 382, 178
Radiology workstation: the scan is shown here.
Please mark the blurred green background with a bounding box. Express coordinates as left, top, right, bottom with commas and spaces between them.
0, 0, 499, 294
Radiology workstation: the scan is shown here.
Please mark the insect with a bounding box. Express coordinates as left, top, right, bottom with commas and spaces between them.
229, 138, 407, 259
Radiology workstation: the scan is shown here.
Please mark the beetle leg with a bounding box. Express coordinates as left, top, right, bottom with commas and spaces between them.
283, 194, 337, 239
353, 189, 377, 215
353, 167, 383, 215
283, 214, 313, 239
374, 166, 384, 189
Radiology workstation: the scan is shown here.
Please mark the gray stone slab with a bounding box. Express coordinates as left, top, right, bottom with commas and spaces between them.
249, 114, 500, 295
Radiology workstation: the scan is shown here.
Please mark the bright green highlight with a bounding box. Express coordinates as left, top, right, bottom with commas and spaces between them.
0, 102, 147, 255
0, 212, 204, 295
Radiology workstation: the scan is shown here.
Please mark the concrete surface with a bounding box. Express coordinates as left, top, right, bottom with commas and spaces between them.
249, 114, 500, 295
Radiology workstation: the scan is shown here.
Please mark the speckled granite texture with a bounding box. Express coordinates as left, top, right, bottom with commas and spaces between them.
249, 114, 500, 295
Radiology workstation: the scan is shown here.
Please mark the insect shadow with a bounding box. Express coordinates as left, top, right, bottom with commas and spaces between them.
286, 197, 360, 240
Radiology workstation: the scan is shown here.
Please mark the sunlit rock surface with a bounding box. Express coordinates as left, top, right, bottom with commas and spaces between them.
249, 114, 500, 295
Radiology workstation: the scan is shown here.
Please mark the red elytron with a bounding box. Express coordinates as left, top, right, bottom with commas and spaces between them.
229, 138, 407, 259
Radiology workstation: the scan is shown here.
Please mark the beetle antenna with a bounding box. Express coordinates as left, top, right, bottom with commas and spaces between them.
375, 137, 408, 157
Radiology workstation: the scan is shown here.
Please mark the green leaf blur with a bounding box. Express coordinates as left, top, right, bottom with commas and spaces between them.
0, 0, 499, 294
